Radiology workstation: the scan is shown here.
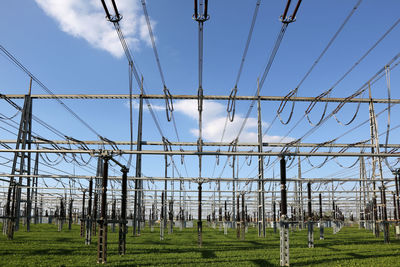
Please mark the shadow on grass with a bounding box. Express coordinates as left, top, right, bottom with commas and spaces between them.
201, 249, 216, 259
292, 252, 400, 266
251, 259, 275, 266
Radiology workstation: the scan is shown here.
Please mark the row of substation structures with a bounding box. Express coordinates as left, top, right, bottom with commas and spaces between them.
2, 92, 400, 265
2, 152, 399, 265
2, 151, 400, 265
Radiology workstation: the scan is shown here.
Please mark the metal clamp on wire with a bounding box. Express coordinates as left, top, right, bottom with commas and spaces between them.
163, 86, 174, 122
101, 0, 122, 22
228, 138, 238, 167
280, 0, 302, 24
180, 148, 185, 165
197, 87, 204, 112
197, 138, 203, 153
162, 137, 172, 167
193, 0, 210, 22
216, 148, 220, 165
162, 137, 172, 153
227, 87, 237, 122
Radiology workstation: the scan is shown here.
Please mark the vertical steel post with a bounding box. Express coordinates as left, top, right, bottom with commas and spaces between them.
232, 154, 236, 229
119, 168, 128, 255
85, 178, 93, 245
280, 157, 289, 266
298, 156, 304, 229
133, 77, 144, 236
80, 190, 86, 238
319, 193, 324, 240
4, 92, 32, 238
111, 199, 116, 233
198, 182, 203, 247
197, 182, 203, 247
307, 182, 314, 248
257, 78, 266, 237
160, 191, 165, 240
163, 153, 168, 235
33, 152, 39, 225
68, 198, 73, 230
394, 170, 400, 239
97, 157, 109, 264
273, 197, 277, 234
236, 194, 240, 239
241, 193, 245, 240
224, 200, 228, 235
381, 186, 390, 243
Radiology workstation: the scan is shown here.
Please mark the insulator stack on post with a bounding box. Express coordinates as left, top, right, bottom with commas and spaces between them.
97, 157, 109, 264
279, 156, 289, 266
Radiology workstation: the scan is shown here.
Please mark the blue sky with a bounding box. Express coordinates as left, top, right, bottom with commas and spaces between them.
1, 0, 400, 214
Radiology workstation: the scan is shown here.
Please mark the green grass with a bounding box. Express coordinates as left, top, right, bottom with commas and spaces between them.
0, 222, 400, 266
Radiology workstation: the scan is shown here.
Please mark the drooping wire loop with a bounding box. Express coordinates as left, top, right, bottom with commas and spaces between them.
227, 87, 237, 122
163, 86, 174, 122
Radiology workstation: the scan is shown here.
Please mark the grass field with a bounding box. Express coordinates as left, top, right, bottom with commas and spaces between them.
0, 222, 400, 266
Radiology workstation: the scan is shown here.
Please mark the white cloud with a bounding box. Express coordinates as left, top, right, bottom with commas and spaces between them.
173, 100, 294, 143
125, 100, 164, 111
35, 0, 153, 57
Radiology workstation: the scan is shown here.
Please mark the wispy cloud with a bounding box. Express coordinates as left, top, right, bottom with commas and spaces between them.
125, 100, 164, 111
35, 0, 154, 57
126, 98, 293, 143
173, 100, 294, 143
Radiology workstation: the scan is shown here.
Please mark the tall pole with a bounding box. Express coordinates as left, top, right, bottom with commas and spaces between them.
97, 156, 109, 264
307, 182, 314, 248
319, 193, 324, 240
119, 167, 128, 255
280, 156, 289, 266
395, 169, 400, 239
368, 84, 380, 237
298, 156, 304, 228
133, 77, 144, 236
85, 178, 93, 245
193, 0, 209, 248
68, 198, 73, 230
80, 190, 86, 238
257, 78, 266, 237
198, 182, 203, 247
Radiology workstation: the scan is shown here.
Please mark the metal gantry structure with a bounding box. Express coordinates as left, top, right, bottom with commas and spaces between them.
1, 0, 400, 266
